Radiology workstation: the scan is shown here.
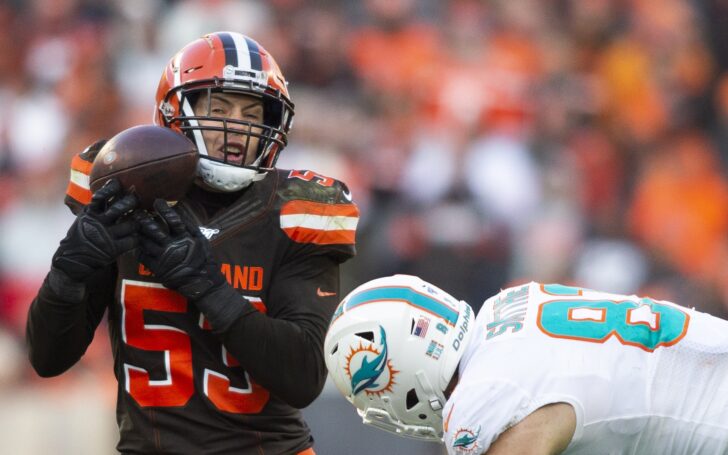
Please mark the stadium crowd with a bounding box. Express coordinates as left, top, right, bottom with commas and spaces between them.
0, 0, 727, 452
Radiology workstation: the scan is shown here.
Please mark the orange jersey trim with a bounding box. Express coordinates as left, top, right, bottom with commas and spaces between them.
66, 181, 92, 205
444, 405, 455, 432
66, 154, 94, 205
71, 154, 93, 174
280, 200, 359, 245
280, 200, 359, 218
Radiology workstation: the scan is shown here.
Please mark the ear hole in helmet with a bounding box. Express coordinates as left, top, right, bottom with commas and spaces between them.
330, 344, 338, 355
419, 414, 427, 420
406, 389, 419, 410
355, 331, 375, 342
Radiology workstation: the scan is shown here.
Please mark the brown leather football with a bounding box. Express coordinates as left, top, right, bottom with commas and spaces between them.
90, 125, 198, 209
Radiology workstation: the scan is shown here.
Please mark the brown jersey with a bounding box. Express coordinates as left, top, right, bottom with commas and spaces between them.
28, 169, 358, 454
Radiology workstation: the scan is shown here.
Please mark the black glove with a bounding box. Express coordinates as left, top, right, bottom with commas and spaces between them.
137, 200, 250, 332
136, 199, 225, 300
52, 178, 139, 282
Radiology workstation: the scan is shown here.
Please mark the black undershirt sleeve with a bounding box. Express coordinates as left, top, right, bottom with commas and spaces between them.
211, 254, 340, 409
26, 265, 116, 377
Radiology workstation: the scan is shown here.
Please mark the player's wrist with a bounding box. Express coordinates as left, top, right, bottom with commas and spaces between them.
193, 283, 251, 334
174, 270, 225, 301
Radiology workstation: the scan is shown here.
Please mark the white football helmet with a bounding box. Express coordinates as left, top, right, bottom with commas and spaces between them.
324, 275, 475, 441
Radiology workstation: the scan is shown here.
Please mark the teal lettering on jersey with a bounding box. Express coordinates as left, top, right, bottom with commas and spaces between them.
486, 285, 529, 340
343, 287, 459, 325
538, 298, 690, 352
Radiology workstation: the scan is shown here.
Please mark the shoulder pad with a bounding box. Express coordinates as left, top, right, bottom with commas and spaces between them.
276, 169, 359, 255
277, 169, 354, 204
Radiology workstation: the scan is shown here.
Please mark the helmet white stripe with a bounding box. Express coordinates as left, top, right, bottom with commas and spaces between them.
173, 52, 182, 87
230, 32, 251, 70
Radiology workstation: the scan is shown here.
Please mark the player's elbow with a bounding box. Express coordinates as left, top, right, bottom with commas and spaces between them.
286, 389, 321, 409
30, 359, 67, 378
28, 349, 73, 378
282, 371, 327, 409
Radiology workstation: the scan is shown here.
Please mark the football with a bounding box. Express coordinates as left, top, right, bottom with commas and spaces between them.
89, 125, 199, 209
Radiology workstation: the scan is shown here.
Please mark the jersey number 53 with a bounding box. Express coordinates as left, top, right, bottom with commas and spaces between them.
120, 280, 269, 413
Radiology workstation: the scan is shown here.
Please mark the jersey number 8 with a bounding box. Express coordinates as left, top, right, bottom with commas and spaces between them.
537, 284, 690, 352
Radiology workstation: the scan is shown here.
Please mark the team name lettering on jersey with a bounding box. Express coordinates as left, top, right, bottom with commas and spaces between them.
138, 262, 264, 292
486, 285, 529, 340
138, 263, 153, 276
220, 263, 264, 291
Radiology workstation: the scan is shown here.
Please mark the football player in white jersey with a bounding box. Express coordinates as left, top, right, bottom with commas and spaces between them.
324, 274, 728, 455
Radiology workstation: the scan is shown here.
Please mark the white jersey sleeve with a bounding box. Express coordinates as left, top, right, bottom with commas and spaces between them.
442, 380, 532, 455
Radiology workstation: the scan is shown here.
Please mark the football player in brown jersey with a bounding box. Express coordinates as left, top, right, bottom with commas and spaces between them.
27, 32, 359, 455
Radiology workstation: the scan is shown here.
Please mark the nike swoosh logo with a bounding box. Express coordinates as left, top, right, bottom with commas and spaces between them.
342, 188, 352, 202
317, 288, 337, 297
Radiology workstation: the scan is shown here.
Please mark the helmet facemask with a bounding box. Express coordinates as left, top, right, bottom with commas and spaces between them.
160, 81, 294, 192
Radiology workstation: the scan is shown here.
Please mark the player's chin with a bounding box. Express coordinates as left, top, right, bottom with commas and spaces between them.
221, 156, 246, 166
203, 152, 240, 166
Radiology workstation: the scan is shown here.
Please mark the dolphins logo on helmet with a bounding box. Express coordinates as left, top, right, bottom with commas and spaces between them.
346, 326, 399, 397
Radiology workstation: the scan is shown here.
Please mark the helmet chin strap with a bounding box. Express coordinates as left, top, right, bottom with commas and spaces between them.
181, 95, 266, 192
416, 371, 445, 414
197, 159, 261, 192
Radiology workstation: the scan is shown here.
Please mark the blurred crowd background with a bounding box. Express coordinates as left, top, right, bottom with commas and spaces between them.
0, 0, 727, 453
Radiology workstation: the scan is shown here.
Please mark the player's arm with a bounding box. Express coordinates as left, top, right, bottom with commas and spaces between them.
26, 266, 115, 376
220, 253, 340, 408
483, 403, 576, 455
26, 179, 138, 377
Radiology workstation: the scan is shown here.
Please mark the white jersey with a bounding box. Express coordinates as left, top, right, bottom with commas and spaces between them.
442, 282, 728, 455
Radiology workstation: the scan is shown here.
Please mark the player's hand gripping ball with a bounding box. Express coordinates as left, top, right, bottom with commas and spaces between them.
89, 125, 198, 209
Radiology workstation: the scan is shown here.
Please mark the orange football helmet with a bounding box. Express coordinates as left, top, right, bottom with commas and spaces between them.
154, 31, 295, 191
